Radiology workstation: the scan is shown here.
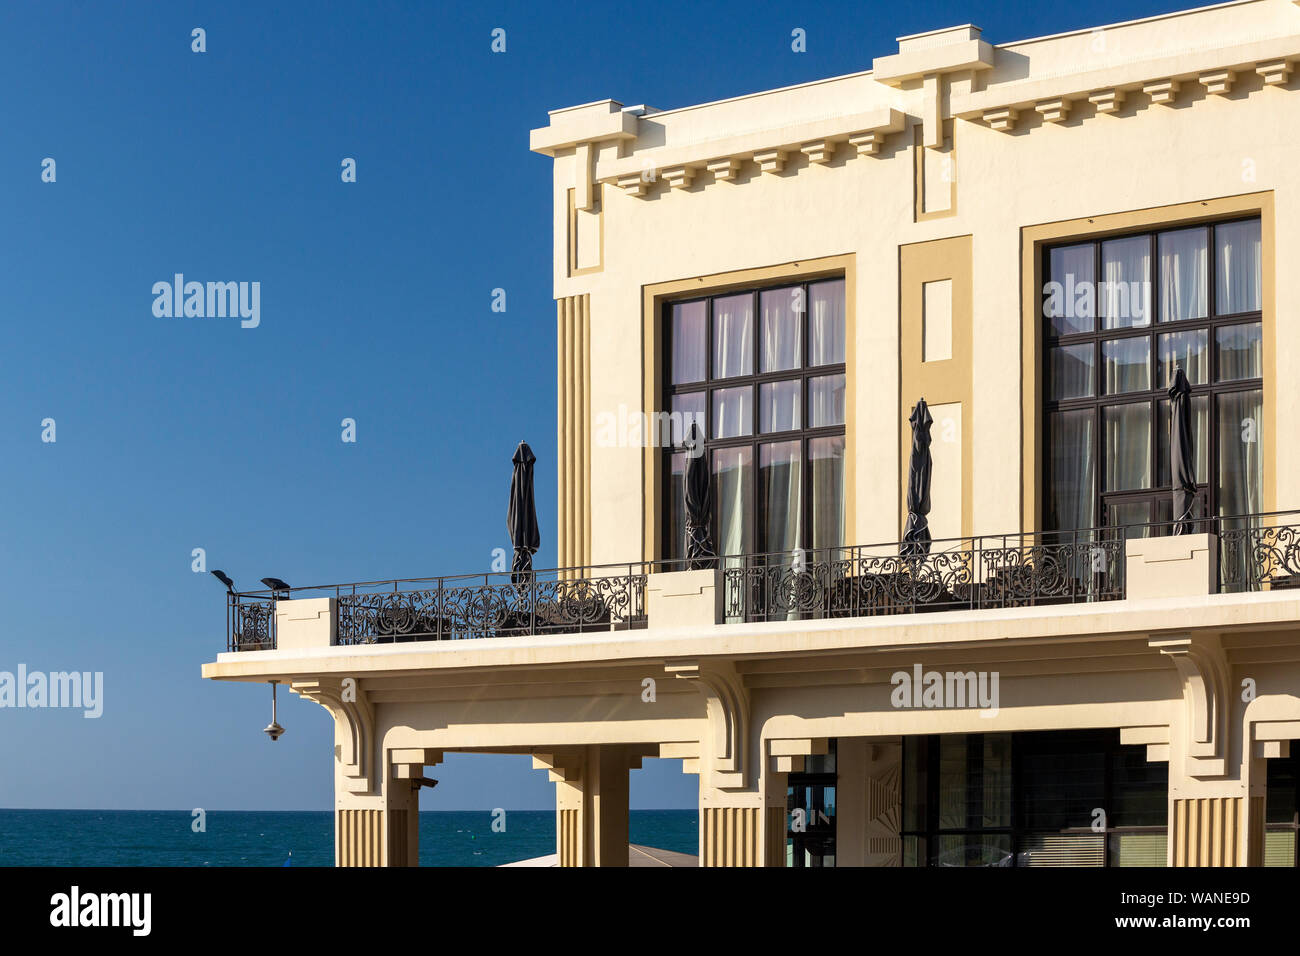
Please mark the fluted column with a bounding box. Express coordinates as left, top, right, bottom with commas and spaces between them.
556, 294, 591, 573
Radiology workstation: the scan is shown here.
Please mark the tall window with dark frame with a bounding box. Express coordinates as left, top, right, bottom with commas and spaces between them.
663, 278, 847, 564
901, 730, 1168, 867
1042, 218, 1263, 537
786, 740, 837, 867
1266, 751, 1300, 866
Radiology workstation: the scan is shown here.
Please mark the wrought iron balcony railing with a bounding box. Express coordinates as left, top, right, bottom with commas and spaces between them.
1217, 509, 1300, 594
220, 511, 1300, 651
223, 561, 650, 651
227, 595, 276, 652
721, 529, 1125, 624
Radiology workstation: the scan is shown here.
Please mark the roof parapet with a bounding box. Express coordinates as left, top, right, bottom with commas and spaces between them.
529, 99, 639, 157
872, 24, 995, 86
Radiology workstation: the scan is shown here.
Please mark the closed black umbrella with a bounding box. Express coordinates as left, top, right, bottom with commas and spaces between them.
683, 423, 715, 569
901, 398, 933, 557
507, 441, 540, 582
1169, 367, 1197, 535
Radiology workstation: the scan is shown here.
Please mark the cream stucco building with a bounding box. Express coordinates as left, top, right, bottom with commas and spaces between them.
205, 0, 1300, 867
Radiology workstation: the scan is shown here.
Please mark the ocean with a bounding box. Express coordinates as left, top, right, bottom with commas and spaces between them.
0, 809, 698, 867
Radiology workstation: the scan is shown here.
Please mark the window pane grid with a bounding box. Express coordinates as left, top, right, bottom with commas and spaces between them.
1041, 218, 1262, 532
901, 731, 1168, 867
663, 278, 846, 561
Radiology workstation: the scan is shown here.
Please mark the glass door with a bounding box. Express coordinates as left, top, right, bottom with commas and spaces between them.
786, 742, 837, 867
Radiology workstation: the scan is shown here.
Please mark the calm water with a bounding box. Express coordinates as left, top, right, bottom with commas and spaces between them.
0, 809, 698, 867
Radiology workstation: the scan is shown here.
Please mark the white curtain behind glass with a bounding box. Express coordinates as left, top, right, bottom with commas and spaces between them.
1102, 236, 1151, 328
713, 448, 750, 560
761, 441, 802, 556
1216, 220, 1262, 314
761, 289, 801, 372
1104, 403, 1151, 492
760, 380, 800, 432
713, 295, 752, 378
809, 374, 845, 427
1046, 410, 1095, 530
809, 280, 845, 365
671, 302, 707, 383
1218, 390, 1262, 517
810, 437, 844, 551
1159, 229, 1207, 322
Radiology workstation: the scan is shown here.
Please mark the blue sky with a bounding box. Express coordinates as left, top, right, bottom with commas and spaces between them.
0, 0, 1192, 812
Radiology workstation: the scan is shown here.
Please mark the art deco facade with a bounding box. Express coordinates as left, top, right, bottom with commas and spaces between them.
206, 0, 1300, 866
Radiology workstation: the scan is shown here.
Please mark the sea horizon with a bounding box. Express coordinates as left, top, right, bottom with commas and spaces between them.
0, 808, 699, 867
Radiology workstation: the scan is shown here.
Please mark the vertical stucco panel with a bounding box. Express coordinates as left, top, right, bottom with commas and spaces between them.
588, 281, 645, 567
387, 808, 408, 867
1272, 184, 1299, 510
1172, 796, 1246, 866
854, 199, 906, 545
558, 807, 581, 866
967, 209, 1022, 536
336, 808, 383, 867
552, 150, 573, 289
701, 806, 762, 866
556, 295, 593, 569
557, 299, 570, 568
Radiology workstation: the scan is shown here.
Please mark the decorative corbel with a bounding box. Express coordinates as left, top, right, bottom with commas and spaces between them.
292, 678, 378, 794
705, 157, 741, 182
768, 737, 829, 775
615, 172, 651, 198
1035, 99, 1071, 123
751, 149, 787, 175
847, 131, 886, 156
1143, 79, 1180, 106
666, 659, 749, 790
1198, 70, 1235, 96
659, 741, 701, 775
1120, 724, 1170, 763
531, 750, 585, 784
847, 109, 904, 156
1149, 632, 1229, 778
800, 140, 835, 164
1088, 89, 1125, 114
1256, 59, 1293, 87
661, 164, 696, 189
983, 107, 1018, 132
1251, 720, 1300, 759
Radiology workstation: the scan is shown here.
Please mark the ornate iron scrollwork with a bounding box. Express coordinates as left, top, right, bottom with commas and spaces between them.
323, 570, 648, 646
724, 537, 1123, 623
1219, 522, 1300, 593
231, 600, 275, 651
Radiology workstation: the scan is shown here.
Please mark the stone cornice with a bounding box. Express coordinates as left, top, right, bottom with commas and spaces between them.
595, 107, 906, 197
956, 33, 1300, 126
530, 11, 1300, 189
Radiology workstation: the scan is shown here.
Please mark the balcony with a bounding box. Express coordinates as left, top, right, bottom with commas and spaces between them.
722, 530, 1123, 623
220, 510, 1300, 652
224, 563, 651, 652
